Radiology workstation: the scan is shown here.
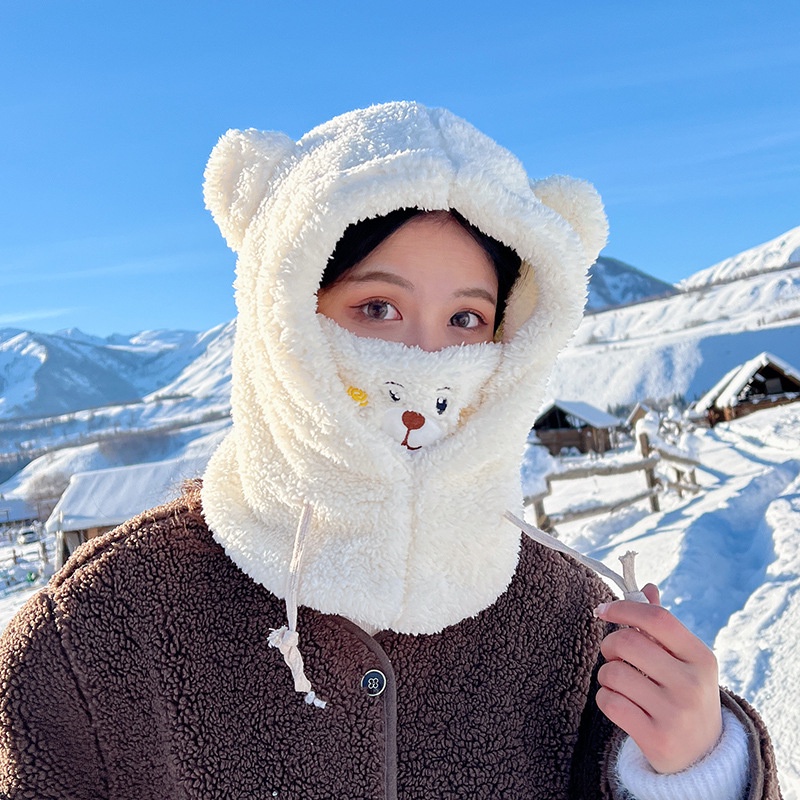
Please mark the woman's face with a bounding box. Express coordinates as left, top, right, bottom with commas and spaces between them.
316, 215, 498, 351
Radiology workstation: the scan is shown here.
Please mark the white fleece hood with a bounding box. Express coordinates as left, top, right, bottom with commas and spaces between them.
201, 101, 607, 635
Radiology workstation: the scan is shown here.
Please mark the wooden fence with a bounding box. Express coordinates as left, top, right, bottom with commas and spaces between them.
0, 541, 51, 588
525, 432, 701, 532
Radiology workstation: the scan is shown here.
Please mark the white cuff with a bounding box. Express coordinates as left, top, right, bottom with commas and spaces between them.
615, 707, 750, 800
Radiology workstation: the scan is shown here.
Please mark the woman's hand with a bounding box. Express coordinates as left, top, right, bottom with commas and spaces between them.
594, 584, 723, 774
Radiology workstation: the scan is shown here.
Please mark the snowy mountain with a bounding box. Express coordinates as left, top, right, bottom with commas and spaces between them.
145, 320, 234, 410
549, 225, 800, 411
0, 324, 233, 485
0, 326, 216, 421
586, 256, 676, 312
679, 224, 800, 290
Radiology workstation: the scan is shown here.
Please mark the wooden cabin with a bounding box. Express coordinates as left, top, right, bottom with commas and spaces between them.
533, 400, 622, 456
692, 352, 800, 427
45, 455, 209, 570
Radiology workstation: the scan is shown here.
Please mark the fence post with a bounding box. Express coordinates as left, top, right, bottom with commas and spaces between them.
638, 431, 660, 512
532, 496, 549, 531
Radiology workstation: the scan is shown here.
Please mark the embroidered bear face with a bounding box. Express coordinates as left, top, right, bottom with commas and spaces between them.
351, 379, 460, 450
322, 317, 502, 452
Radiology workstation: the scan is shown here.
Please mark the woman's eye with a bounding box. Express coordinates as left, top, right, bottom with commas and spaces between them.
436, 397, 448, 414
389, 389, 401, 402
360, 300, 401, 321
449, 310, 483, 329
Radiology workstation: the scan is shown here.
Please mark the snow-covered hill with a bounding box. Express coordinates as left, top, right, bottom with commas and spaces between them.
680, 224, 800, 290
0, 324, 233, 472
586, 256, 676, 312
0, 326, 217, 421
550, 226, 800, 410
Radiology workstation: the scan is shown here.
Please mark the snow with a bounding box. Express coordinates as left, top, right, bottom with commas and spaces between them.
0, 419, 228, 500
0, 496, 37, 525
679, 225, 800, 291
0, 584, 42, 631
586, 256, 676, 312
0, 326, 220, 423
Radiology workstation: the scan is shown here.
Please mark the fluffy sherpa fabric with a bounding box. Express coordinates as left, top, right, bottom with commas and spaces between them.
201, 100, 609, 634
0, 494, 782, 799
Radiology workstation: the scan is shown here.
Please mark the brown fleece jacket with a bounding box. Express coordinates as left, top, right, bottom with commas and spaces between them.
0, 491, 781, 799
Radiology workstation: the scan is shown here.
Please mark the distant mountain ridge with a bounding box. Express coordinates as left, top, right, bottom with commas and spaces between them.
0, 325, 226, 423
587, 256, 676, 312
679, 224, 800, 290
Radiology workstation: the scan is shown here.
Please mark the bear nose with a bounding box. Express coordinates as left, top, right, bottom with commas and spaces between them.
402, 410, 425, 430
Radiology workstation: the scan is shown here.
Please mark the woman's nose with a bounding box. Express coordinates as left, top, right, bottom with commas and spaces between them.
405, 320, 446, 352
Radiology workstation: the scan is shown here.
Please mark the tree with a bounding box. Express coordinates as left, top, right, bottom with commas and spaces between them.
22, 470, 71, 522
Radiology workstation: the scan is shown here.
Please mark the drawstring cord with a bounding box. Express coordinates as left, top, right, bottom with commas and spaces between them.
268, 502, 328, 709
504, 511, 648, 603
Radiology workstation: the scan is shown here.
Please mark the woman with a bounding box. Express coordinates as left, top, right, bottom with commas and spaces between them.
0, 102, 779, 798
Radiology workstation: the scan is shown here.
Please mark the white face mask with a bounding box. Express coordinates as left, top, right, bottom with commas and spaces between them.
320, 317, 500, 452
204, 316, 526, 635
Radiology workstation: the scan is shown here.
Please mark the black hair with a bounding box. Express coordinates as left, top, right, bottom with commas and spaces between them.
319, 208, 522, 333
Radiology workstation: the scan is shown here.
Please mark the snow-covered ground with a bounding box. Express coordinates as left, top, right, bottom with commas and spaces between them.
530, 402, 800, 797
0, 530, 54, 631
1, 402, 799, 795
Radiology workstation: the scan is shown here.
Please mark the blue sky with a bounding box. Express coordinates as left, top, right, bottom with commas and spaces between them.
2, 1, 798, 336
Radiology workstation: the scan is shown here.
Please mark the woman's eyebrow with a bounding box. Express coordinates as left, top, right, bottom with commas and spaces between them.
455, 287, 497, 305
344, 269, 414, 290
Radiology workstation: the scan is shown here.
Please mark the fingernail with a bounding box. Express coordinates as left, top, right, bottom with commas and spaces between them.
593, 603, 611, 618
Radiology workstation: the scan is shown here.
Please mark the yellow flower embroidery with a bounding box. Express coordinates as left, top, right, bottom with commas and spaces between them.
347, 386, 369, 407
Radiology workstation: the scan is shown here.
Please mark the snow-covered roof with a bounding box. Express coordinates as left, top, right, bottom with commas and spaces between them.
540, 400, 622, 429
45, 455, 209, 534
694, 352, 800, 412
0, 497, 37, 525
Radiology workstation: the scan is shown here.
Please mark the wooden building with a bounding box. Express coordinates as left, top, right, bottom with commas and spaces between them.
692, 352, 800, 427
533, 400, 622, 456
45, 455, 209, 570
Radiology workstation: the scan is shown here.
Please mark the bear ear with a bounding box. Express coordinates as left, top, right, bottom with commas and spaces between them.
203, 128, 296, 252
530, 176, 609, 264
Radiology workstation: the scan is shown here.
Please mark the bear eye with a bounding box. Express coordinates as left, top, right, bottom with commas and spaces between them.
436, 397, 448, 415
389, 389, 401, 402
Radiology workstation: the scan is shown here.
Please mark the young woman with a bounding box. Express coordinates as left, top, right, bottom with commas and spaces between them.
0, 102, 780, 799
